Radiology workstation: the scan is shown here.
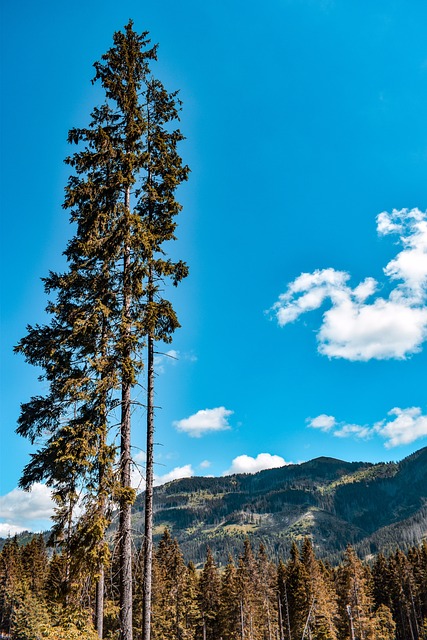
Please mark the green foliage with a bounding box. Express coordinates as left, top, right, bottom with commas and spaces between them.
198, 547, 220, 639
11, 588, 51, 640
1, 533, 427, 640
372, 604, 397, 640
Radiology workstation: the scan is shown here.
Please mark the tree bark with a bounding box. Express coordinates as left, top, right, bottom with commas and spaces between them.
95, 565, 105, 638
142, 291, 154, 640
119, 377, 133, 640
119, 186, 133, 640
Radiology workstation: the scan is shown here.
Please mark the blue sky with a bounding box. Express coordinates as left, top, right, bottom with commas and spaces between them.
1, 0, 427, 535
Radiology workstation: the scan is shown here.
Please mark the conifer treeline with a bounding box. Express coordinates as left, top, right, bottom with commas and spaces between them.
1, 532, 426, 639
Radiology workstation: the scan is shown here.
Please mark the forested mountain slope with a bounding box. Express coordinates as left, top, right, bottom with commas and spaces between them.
2, 448, 426, 564
131, 447, 427, 564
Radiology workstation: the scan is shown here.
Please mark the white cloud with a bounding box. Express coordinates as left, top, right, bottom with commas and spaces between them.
199, 460, 211, 469
0, 523, 29, 537
174, 407, 233, 438
307, 414, 336, 431
223, 453, 288, 475
155, 464, 194, 486
0, 483, 54, 534
131, 451, 147, 490
269, 208, 427, 361
308, 406, 427, 448
333, 424, 373, 439
375, 407, 427, 448
131, 452, 195, 490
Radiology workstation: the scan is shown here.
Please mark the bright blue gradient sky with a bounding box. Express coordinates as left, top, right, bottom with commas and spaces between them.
1, 0, 427, 534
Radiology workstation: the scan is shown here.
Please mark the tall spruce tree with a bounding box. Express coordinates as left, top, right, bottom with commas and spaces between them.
198, 547, 221, 639
15, 21, 188, 640
300, 537, 338, 640
336, 546, 376, 640
219, 555, 240, 640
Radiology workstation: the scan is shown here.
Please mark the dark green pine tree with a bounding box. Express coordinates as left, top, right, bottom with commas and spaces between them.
284, 541, 310, 639
387, 548, 421, 640
183, 561, 200, 639
236, 538, 264, 639
0, 536, 24, 634
219, 555, 240, 640
256, 543, 278, 640
21, 534, 49, 599
198, 547, 221, 640
372, 552, 392, 611
277, 558, 292, 640
151, 529, 189, 640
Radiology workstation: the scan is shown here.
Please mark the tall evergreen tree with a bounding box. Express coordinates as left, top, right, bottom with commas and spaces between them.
336, 546, 376, 640
300, 538, 338, 640
219, 555, 240, 640
151, 529, 190, 639
388, 548, 422, 640
15, 21, 188, 640
256, 543, 278, 640
0, 537, 24, 634
277, 558, 292, 640
284, 541, 309, 639
236, 538, 264, 640
198, 547, 221, 640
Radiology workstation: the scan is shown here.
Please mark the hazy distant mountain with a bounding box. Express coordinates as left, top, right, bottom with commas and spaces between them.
131, 447, 427, 565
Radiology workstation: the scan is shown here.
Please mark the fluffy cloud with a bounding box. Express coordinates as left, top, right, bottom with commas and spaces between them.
199, 460, 211, 469
174, 407, 233, 437
307, 414, 336, 431
309, 406, 427, 448
0, 523, 28, 537
223, 453, 288, 475
155, 464, 194, 486
333, 424, 373, 439
375, 407, 427, 448
131, 452, 194, 490
269, 208, 427, 360
0, 483, 54, 534
131, 451, 147, 490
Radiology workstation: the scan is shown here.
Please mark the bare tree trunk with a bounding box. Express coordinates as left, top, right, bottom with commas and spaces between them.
142, 92, 154, 640
95, 565, 105, 638
277, 593, 284, 640
95, 321, 108, 639
119, 377, 133, 640
282, 580, 292, 640
142, 324, 154, 640
266, 599, 272, 640
119, 186, 133, 640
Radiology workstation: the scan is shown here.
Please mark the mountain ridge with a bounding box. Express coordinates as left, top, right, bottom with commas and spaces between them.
2, 447, 426, 565
131, 446, 427, 564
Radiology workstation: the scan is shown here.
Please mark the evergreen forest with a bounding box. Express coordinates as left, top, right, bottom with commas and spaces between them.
1, 531, 427, 639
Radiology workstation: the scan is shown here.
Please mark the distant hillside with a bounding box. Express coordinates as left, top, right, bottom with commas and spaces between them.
2, 448, 426, 564
131, 447, 427, 565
